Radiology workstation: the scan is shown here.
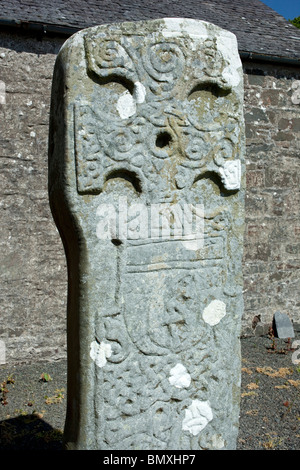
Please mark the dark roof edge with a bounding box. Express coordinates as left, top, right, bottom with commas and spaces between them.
1, 18, 299, 67
240, 51, 300, 68
0, 18, 80, 36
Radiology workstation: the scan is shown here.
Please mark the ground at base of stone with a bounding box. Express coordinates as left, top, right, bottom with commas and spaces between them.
0, 334, 299, 450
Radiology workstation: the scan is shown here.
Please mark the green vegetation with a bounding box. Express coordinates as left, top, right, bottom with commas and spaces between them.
289, 16, 300, 29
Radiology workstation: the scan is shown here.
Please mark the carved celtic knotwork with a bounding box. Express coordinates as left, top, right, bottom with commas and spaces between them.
76, 31, 244, 197
50, 18, 245, 451
85, 37, 138, 83
142, 42, 185, 94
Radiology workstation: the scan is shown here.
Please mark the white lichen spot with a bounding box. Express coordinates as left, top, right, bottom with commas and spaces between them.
116, 81, 146, 119
0, 80, 5, 104
291, 80, 300, 105
169, 363, 191, 389
216, 32, 242, 88
90, 340, 112, 368
133, 81, 146, 104
162, 18, 209, 40
117, 91, 136, 119
182, 400, 213, 436
218, 160, 241, 190
202, 299, 226, 326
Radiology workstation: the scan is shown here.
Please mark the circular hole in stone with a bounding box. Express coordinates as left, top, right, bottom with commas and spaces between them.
156, 131, 172, 149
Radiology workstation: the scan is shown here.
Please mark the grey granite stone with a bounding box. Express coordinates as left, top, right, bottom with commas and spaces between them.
48, 18, 245, 450
273, 311, 295, 339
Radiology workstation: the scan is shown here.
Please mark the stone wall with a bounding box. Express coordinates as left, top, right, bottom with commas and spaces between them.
0, 32, 299, 364
243, 61, 300, 335
0, 33, 67, 364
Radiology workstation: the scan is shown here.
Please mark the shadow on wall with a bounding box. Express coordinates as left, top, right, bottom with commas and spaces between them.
0, 414, 64, 450
0, 27, 66, 54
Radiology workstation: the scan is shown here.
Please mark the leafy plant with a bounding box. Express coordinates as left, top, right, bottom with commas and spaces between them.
40, 372, 52, 383
6, 375, 15, 385
0, 375, 15, 405
0, 381, 9, 405
289, 16, 300, 29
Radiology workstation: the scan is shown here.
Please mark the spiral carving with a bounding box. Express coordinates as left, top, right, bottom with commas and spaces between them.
143, 42, 185, 83
85, 37, 136, 81
96, 40, 126, 68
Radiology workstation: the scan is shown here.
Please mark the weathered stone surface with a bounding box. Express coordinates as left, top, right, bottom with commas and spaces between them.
242, 64, 300, 334
0, 33, 67, 364
49, 18, 245, 450
273, 311, 295, 339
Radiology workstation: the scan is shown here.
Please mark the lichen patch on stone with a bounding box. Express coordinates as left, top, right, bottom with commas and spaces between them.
182, 400, 213, 436
90, 340, 112, 367
116, 91, 136, 119
168, 363, 191, 388
218, 160, 241, 190
116, 81, 146, 119
202, 299, 226, 326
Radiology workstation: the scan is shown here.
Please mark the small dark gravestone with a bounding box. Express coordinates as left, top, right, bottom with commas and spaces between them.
273, 311, 295, 339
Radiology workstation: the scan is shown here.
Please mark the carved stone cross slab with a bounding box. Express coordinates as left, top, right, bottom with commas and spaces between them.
49, 18, 245, 450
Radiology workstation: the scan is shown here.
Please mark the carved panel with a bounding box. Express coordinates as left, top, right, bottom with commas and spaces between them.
49, 18, 245, 450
